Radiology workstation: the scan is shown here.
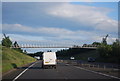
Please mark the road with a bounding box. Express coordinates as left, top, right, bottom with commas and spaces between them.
2, 60, 119, 80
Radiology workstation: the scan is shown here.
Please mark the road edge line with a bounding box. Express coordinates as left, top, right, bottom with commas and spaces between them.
12, 62, 37, 81
75, 66, 120, 79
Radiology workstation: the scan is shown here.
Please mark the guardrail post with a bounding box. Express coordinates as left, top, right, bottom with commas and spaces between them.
104, 65, 106, 70
89, 64, 90, 68
98, 64, 99, 68
112, 65, 114, 69
81, 63, 83, 67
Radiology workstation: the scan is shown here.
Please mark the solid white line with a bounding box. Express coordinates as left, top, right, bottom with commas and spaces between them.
12, 62, 36, 81
75, 66, 120, 79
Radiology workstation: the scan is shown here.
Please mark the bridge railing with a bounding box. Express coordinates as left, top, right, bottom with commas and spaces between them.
11, 44, 98, 49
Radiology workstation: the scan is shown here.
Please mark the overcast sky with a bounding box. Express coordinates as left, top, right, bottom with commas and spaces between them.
2, 2, 118, 53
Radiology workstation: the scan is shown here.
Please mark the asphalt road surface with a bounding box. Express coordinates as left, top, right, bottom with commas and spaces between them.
2, 60, 119, 80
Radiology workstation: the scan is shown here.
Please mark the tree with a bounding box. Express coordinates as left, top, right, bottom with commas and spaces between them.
97, 39, 120, 63
13, 41, 23, 53
112, 39, 120, 57
102, 34, 108, 45
13, 41, 19, 47
92, 42, 101, 46
2, 34, 12, 47
82, 44, 87, 47
24, 50, 27, 54
98, 44, 112, 58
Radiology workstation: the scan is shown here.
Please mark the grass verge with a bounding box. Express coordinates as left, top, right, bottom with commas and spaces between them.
2, 46, 36, 73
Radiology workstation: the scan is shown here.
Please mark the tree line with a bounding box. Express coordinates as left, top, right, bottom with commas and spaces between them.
1, 34, 25, 53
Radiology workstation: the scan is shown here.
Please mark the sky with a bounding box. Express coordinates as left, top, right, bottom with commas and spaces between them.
2, 2, 118, 53
2, 0, 120, 2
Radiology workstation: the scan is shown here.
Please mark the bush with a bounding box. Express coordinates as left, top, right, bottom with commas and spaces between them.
98, 39, 120, 63
98, 44, 112, 58
2, 34, 12, 47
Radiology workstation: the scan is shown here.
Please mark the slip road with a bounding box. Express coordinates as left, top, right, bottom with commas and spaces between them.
2, 60, 119, 80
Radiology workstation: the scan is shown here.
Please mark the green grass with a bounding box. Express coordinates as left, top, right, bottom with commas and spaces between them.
2, 46, 36, 73
0, 45, 2, 75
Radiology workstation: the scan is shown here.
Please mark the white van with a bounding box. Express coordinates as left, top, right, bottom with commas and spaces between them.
42, 52, 57, 69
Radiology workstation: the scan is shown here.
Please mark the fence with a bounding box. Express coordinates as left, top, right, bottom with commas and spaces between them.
57, 60, 120, 71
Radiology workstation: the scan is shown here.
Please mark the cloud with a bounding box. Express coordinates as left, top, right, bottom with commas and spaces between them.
2, 2, 118, 45
2, 2, 118, 33
3, 24, 97, 38
45, 3, 118, 32
2, 24, 116, 45
2, 2, 118, 53
3, 24, 74, 36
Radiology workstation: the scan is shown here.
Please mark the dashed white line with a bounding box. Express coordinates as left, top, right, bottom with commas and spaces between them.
12, 62, 37, 81
75, 66, 120, 79
66, 64, 70, 66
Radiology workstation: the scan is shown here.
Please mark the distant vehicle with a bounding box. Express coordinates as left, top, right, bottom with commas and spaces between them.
42, 52, 57, 69
88, 57, 95, 62
34, 56, 40, 60
70, 57, 75, 60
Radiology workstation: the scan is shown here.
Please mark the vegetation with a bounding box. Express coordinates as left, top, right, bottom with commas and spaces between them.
2, 34, 12, 47
56, 48, 96, 60
102, 34, 108, 45
2, 34, 23, 53
92, 42, 101, 46
13, 41, 24, 53
1, 34, 36, 73
73, 50, 99, 61
57, 50, 99, 60
0, 45, 2, 74
2, 46, 36, 73
57, 38, 120, 64
27, 51, 43, 58
98, 39, 120, 63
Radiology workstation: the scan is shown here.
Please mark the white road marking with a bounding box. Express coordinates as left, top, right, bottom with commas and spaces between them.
75, 66, 120, 79
12, 62, 37, 81
66, 64, 70, 66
